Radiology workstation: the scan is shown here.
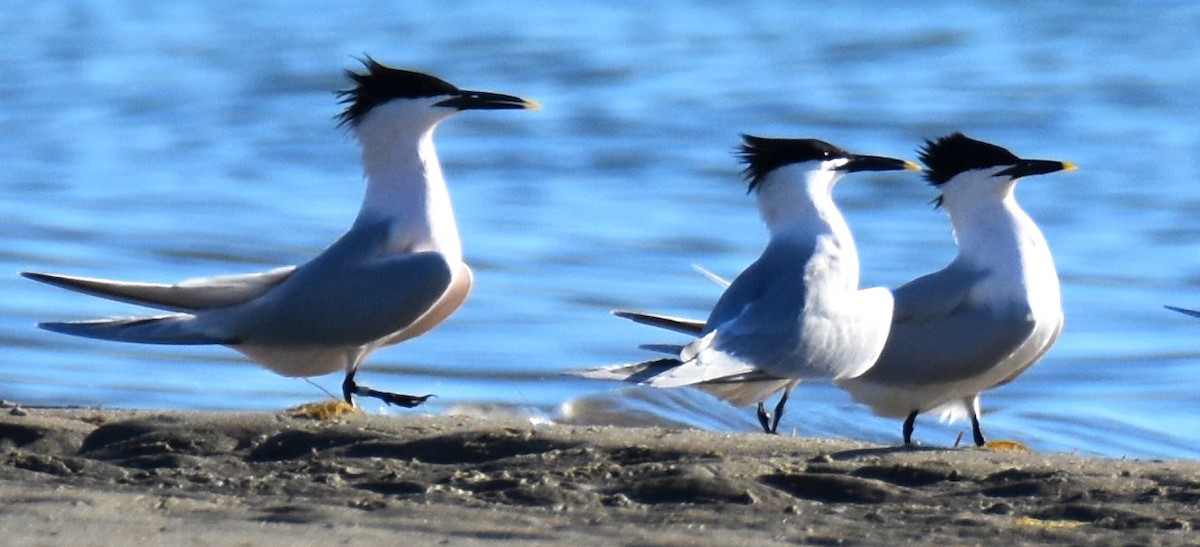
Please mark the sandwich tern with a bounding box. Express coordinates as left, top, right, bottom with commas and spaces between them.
573, 136, 918, 433
837, 133, 1075, 447
23, 58, 538, 408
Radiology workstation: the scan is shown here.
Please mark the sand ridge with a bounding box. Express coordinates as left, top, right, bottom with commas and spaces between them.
1, 407, 1196, 546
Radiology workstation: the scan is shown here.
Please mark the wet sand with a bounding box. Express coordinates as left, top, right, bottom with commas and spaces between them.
0, 404, 1196, 546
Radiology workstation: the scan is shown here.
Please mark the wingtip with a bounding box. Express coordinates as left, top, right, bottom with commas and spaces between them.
36, 320, 87, 336
20, 271, 86, 288
560, 365, 618, 380
571, 358, 686, 384
21, 271, 50, 282
1165, 305, 1200, 319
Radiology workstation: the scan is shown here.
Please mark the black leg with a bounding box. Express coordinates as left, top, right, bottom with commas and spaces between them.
342, 369, 357, 403
903, 410, 918, 445
968, 406, 986, 447
770, 389, 790, 434
342, 368, 432, 408
756, 402, 772, 434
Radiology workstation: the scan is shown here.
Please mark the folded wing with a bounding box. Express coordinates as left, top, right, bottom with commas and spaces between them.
225, 251, 454, 346
864, 264, 1036, 386
612, 310, 705, 336
21, 267, 297, 312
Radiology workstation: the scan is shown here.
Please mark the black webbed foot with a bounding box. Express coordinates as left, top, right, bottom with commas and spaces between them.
342, 370, 433, 408
358, 387, 433, 408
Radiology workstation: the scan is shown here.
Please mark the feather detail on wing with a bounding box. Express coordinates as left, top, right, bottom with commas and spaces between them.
638, 343, 686, 355
867, 302, 1036, 386
375, 262, 472, 347
565, 358, 684, 383
855, 262, 1036, 387
887, 262, 986, 323
564, 356, 785, 407
695, 378, 793, 407
22, 267, 297, 312
38, 314, 234, 345
647, 331, 761, 387
565, 332, 761, 389
612, 310, 705, 336
229, 251, 454, 346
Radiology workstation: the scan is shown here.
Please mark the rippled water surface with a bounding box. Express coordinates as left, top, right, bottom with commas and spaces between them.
3, 2, 1199, 459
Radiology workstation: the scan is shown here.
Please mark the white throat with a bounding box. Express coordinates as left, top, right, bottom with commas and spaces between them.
941, 174, 1029, 263
756, 165, 859, 287
352, 105, 462, 263
941, 173, 1059, 305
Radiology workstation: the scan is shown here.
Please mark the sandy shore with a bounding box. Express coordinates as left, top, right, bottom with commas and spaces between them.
0, 404, 1196, 546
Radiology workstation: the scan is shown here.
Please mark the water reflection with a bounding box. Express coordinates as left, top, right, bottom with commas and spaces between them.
2, 1, 1198, 459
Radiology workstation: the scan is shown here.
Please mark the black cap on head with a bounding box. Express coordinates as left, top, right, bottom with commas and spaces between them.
738, 135, 850, 192
738, 134, 917, 192
337, 57, 460, 128
919, 133, 1022, 185
920, 132, 1076, 187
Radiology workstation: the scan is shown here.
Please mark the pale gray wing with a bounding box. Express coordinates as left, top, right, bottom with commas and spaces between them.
375, 262, 473, 347
707, 276, 892, 381
863, 263, 1035, 386
225, 251, 453, 347
612, 310, 705, 336
216, 221, 454, 346
651, 240, 814, 386
565, 358, 682, 382
22, 267, 297, 312
647, 330, 764, 387
888, 260, 988, 323
705, 240, 814, 371
994, 315, 1061, 388
38, 314, 234, 345
704, 239, 813, 337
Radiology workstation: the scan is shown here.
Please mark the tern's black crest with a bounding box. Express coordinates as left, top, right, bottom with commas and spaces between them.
919, 133, 1021, 185
738, 135, 848, 192
337, 57, 459, 127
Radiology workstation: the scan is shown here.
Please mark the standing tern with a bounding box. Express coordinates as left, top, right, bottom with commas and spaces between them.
22, 58, 539, 408
837, 133, 1075, 447
573, 135, 919, 432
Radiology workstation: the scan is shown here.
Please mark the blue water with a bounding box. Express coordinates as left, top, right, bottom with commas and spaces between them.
2, 1, 1199, 459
